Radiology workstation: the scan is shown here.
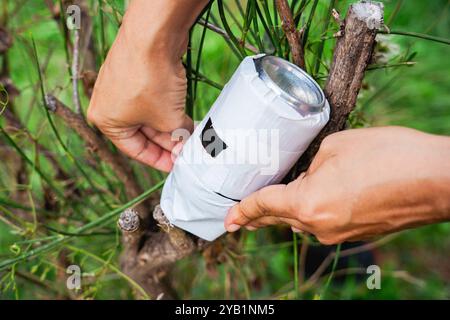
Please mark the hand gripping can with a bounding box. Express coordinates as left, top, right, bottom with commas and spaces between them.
160, 54, 330, 241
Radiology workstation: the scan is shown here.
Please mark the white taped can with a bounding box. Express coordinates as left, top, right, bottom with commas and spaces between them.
161, 55, 330, 241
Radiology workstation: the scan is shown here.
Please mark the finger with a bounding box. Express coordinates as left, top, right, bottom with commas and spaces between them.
291, 226, 305, 234
171, 141, 184, 158
244, 224, 306, 234
224, 184, 297, 232
148, 113, 194, 134
141, 127, 177, 152
246, 216, 310, 233
306, 136, 336, 175
110, 129, 174, 172
181, 115, 194, 133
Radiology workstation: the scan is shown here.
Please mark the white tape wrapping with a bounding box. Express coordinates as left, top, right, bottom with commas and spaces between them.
160, 55, 330, 241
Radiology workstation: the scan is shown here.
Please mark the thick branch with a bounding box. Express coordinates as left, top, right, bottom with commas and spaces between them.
118, 205, 201, 299
118, 205, 217, 298
290, 1, 384, 177
276, 0, 305, 69
44, 95, 155, 248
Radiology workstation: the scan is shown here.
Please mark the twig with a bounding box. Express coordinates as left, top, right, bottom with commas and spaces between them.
71, 28, 82, 115
380, 29, 450, 46
298, 234, 309, 285
320, 243, 341, 298
44, 96, 143, 200
301, 0, 320, 48
197, 18, 259, 54
0, 26, 13, 54
293, 232, 299, 299
367, 61, 416, 71
386, 0, 403, 26
293, 0, 308, 27
194, 3, 212, 103
311, 267, 425, 293
313, 0, 337, 76
0, 180, 165, 272
15, 270, 71, 298
118, 208, 141, 233
302, 234, 398, 291
217, 0, 247, 57
185, 65, 223, 90
275, 0, 305, 69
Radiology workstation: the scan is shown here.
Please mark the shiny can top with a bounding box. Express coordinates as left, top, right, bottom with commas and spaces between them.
254, 55, 325, 115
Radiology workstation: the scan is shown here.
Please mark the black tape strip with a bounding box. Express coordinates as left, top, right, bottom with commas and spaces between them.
200, 118, 228, 158
215, 192, 241, 202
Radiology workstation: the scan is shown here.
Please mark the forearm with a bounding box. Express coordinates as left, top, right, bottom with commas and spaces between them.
423, 133, 450, 223
355, 131, 450, 232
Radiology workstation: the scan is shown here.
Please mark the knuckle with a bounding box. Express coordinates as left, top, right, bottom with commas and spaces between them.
133, 139, 151, 160
300, 212, 316, 226
86, 105, 99, 125
284, 182, 302, 217
158, 116, 186, 133
168, 120, 185, 132
295, 196, 317, 225
238, 202, 253, 222
319, 135, 335, 152
288, 179, 305, 207
253, 189, 268, 216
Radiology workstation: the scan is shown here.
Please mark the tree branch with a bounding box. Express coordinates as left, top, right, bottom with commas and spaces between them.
197, 18, 259, 54
289, 1, 384, 178
44, 95, 156, 249
71, 28, 82, 115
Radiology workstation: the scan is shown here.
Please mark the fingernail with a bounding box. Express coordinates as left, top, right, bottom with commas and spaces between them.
227, 224, 241, 232
246, 226, 257, 231
291, 226, 303, 233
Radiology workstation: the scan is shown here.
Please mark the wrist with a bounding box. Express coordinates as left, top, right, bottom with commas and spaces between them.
428, 134, 450, 221
121, 0, 208, 61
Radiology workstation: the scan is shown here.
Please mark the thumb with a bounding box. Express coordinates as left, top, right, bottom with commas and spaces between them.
110, 129, 174, 172
224, 183, 298, 232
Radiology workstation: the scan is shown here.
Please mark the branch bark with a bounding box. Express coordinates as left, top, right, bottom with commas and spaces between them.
197, 18, 259, 54
44, 95, 157, 249
276, 0, 305, 69
120, 205, 204, 299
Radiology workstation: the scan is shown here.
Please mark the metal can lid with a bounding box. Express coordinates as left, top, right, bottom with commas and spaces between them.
254, 55, 325, 115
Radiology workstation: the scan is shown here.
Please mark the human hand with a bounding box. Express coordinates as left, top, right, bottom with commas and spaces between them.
87, 0, 208, 171
224, 127, 450, 244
